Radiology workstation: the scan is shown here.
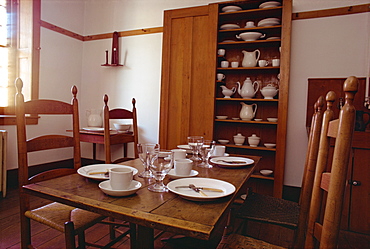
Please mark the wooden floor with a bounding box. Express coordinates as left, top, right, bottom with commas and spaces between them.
1, 186, 369, 249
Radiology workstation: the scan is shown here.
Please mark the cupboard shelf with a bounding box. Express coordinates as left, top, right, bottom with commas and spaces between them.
215, 98, 278, 102
217, 66, 280, 70
215, 119, 278, 125
251, 174, 275, 181
223, 144, 277, 151
219, 6, 282, 20
218, 39, 281, 46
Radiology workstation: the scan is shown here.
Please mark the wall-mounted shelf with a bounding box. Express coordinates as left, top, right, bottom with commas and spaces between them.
101, 31, 123, 67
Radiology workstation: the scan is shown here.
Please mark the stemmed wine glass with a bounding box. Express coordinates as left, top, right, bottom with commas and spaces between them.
148, 150, 174, 192
137, 143, 159, 178
198, 140, 216, 168
187, 136, 204, 162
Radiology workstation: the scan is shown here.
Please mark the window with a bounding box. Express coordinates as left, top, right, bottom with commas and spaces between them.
0, 0, 40, 125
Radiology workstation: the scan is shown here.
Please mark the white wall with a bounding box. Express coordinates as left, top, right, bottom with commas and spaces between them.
1, 1, 369, 189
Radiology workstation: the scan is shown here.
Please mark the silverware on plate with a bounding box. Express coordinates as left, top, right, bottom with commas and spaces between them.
175, 185, 224, 192
188, 184, 207, 196
218, 160, 246, 164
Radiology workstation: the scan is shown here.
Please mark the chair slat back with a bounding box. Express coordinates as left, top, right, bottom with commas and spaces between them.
305, 76, 358, 248
103, 95, 139, 163
15, 78, 81, 187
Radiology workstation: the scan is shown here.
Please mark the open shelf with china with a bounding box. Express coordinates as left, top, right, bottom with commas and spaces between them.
213, 0, 292, 197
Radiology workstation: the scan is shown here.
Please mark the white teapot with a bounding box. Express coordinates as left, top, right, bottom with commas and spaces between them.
86, 109, 103, 127
236, 77, 259, 98
220, 85, 236, 98
260, 84, 279, 99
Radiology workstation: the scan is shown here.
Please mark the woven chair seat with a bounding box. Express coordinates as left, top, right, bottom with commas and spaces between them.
217, 234, 285, 249
237, 192, 299, 228
25, 202, 104, 232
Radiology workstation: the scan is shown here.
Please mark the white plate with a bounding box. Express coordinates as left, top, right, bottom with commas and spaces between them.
167, 178, 235, 201
222, 40, 236, 43
259, 1, 281, 8
77, 164, 138, 180
257, 20, 280, 27
177, 145, 193, 154
82, 127, 104, 132
220, 24, 240, 30
210, 156, 254, 168
168, 169, 199, 179
266, 37, 280, 40
99, 180, 141, 196
221, 6, 242, 12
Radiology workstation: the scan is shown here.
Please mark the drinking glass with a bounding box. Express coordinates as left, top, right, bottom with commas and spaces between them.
137, 143, 159, 178
187, 136, 204, 162
198, 140, 216, 168
148, 150, 174, 192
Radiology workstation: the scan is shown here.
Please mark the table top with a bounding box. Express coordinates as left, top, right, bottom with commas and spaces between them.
23, 156, 259, 241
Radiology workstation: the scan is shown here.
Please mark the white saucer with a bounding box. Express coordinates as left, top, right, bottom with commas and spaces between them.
211, 153, 229, 157
167, 169, 198, 179
99, 180, 141, 196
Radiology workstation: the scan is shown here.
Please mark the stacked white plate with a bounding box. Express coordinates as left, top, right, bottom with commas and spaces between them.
259, 1, 281, 9
257, 18, 280, 27
220, 24, 240, 30
221, 5, 242, 12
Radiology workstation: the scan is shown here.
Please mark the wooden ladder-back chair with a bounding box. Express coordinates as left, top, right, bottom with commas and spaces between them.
103, 94, 139, 164
305, 77, 358, 248
235, 95, 325, 248
218, 76, 358, 249
15, 79, 125, 249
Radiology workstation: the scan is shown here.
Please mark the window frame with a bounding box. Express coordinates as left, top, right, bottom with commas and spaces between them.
0, 0, 40, 125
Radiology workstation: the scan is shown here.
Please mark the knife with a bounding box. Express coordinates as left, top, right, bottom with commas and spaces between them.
189, 184, 207, 196
175, 186, 224, 192
219, 160, 246, 164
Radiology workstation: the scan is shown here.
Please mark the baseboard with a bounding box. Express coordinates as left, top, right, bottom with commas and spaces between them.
6, 158, 104, 189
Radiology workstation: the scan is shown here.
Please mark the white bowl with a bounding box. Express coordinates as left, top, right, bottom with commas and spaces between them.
267, 118, 278, 122
260, 169, 273, 176
216, 116, 228, 119
259, 1, 281, 8
264, 143, 276, 148
254, 118, 263, 121
220, 24, 240, 30
99, 180, 141, 196
218, 139, 229, 144
113, 123, 131, 131
236, 32, 265, 41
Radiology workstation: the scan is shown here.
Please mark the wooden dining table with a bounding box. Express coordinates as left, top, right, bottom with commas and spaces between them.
22, 156, 260, 249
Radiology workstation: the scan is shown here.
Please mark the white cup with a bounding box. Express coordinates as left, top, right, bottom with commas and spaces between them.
245, 21, 255, 28
231, 61, 239, 68
109, 168, 133, 190
171, 149, 187, 160
174, 159, 193, 175
217, 73, 225, 81
258, 60, 269, 67
221, 61, 229, 68
272, 59, 280, 67
212, 145, 226, 157
218, 49, 225, 56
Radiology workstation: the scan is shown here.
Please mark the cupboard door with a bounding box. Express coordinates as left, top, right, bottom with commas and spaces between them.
159, 5, 218, 149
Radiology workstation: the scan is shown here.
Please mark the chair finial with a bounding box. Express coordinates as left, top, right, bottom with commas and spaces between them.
132, 98, 136, 108
326, 91, 336, 111
15, 78, 23, 94
343, 76, 359, 105
315, 96, 324, 113
71, 85, 78, 98
104, 94, 108, 106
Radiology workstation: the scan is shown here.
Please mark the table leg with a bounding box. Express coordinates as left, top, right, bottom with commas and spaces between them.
130, 224, 154, 249
93, 143, 96, 160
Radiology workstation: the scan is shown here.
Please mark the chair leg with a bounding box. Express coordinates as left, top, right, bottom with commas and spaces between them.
20, 214, 31, 249
65, 221, 77, 249
109, 217, 116, 240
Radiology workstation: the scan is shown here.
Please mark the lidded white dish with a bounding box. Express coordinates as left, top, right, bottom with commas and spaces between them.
233, 133, 245, 145
248, 134, 260, 147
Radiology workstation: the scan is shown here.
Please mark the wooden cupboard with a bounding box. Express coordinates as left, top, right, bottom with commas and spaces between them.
160, 0, 292, 198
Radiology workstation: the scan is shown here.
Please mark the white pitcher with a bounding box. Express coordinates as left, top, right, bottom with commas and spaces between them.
240, 102, 257, 121
241, 49, 260, 67
86, 109, 103, 127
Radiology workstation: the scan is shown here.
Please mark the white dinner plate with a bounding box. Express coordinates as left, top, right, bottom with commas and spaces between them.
82, 127, 104, 132
99, 180, 141, 196
77, 164, 138, 180
167, 178, 235, 201
177, 145, 193, 154
167, 169, 199, 179
210, 156, 254, 168
259, 1, 281, 8
221, 6, 242, 12
220, 24, 240, 30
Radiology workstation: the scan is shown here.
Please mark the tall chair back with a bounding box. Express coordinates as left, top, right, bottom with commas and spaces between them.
305, 76, 358, 248
103, 94, 138, 163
